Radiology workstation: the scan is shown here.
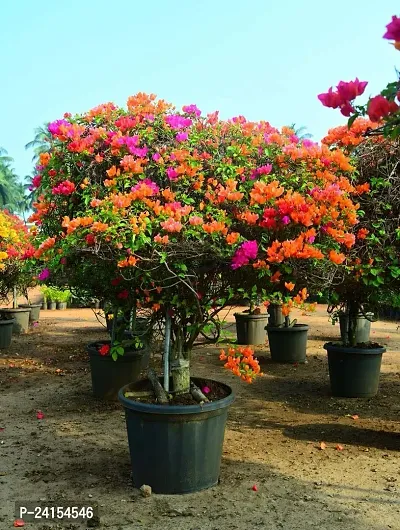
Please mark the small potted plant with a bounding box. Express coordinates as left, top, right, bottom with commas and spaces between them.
234, 285, 269, 345
56, 289, 71, 310
0, 210, 34, 334
265, 286, 316, 363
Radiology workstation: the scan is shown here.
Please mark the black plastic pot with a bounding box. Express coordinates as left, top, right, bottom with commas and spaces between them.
266, 324, 309, 363
234, 312, 268, 345
0, 319, 14, 348
18, 304, 41, 322
0, 308, 31, 334
324, 342, 385, 397
48, 302, 57, 311
86, 341, 150, 400
118, 377, 235, 494
56, 302, 67, 310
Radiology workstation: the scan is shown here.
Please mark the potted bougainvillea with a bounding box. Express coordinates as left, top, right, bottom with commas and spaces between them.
30, 93, 360, 493
0, 210, 35, 337
318, 16, 400, 397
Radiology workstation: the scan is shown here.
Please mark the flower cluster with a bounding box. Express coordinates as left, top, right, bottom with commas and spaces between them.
318, 16, 399, 135
0, 210, 34, 302
29, 93, 362, 360
219, 346, 262, 383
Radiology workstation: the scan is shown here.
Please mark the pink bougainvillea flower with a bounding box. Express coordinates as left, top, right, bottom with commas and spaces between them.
60, 257, 67, 265
202, 386, 211, 394
182, 104, 201, 116
231, 240, 258, 269
340, 102, 355, 117
383, 15, 400, 41
176, 132, 189, 142
281, 215, 291, 225
38, 268, 50, 281
166, 167, 179, 180
152, 152, 161, 161
98, 344, 111, 356
51, 180, 76, 196
257, 164, 272, 175
318, 88, 342, 109
165, 115, 192, 130
189, 215, 203, 226
336, 78, 368, 102
117, 289, 129, 299
36, 410, 45, 420
13, 519, 25, 527
48, 119, 69, 136
31, 175, 42, 189
367, 95, 399, 122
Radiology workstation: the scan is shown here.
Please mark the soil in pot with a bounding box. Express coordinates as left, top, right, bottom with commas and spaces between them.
234, 312, 268, 345
119, 377, 235, 494
0, 308, 31, 334
18, 303, 41, 322
86, 341, 150, 400
267, 324, 309, 363
0, 319, 14, 348
324, 341, 385, 398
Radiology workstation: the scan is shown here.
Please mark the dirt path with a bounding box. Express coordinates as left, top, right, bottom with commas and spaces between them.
0, 306, 399, 530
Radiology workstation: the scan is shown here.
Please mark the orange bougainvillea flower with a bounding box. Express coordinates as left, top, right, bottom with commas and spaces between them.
357, 228, 369, 239
219, 346, 262, 382
118, 255, 139, 268
329, 250, 346, 264
226, 232, 240, 245
270, 271, 281, 282
284, 282, 295, 291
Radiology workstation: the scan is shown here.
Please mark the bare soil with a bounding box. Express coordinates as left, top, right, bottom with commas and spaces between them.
0, 305, 399, 530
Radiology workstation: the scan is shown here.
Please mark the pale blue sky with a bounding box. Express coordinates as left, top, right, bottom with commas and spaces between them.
0, 0, 398, 180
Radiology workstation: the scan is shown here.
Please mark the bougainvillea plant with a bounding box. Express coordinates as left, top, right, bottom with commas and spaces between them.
322, 119, 400, 344
318, 15, 400, 138
30, 93, 362, 392
0, 210, 34, 305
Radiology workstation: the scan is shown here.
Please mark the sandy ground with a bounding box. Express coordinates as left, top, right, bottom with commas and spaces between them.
0, 305, 399, 530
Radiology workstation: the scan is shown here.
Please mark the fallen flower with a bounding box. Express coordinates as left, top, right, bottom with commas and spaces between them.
336, 444, 344, 451
13, 520, 25, 527
36, 411, 45, 420
252, 484, 258, 491
346, 414, 359, 420
202, 386, 211, 394
319, 442, 327, 450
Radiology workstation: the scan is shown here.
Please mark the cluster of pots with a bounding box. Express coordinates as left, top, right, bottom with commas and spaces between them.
0, 303, 42, 347
233, 305, 385, 399
86, 306, 386, 495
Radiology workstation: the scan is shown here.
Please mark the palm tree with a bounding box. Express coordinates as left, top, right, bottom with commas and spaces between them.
287, 123, 313, 140
0, 148, 22, 210
25, 124, 50, 162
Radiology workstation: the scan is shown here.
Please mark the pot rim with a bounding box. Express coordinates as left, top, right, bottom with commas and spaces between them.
323, 341, 385, 355
18, 304, 42, 308
266, 323, 309, 332
0, 318, 15, 325
0, 307, 31, 313
119, 377, 235, 415
86, 341, 148, 358
234, 312, 269, 319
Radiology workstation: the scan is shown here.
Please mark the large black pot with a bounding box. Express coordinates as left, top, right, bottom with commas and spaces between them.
266, 324, 309, 363
86, 341, 150, 400
118, 378, 235, 494
0, 319, 14, 349
234, 312, 268, 345
324, 342, 385, 397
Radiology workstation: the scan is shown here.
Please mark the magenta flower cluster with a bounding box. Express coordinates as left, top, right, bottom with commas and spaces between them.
231, 241, 258, 270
